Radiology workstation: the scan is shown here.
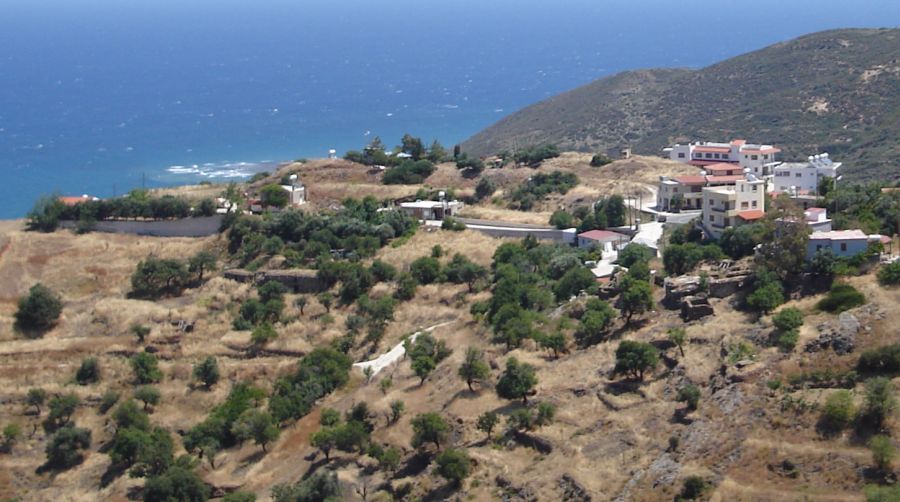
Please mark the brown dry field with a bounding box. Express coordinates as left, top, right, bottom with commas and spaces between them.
0, 157, 899, 501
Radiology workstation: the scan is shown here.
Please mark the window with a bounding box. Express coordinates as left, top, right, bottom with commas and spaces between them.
763, 154, 769, 159
705, 153, 712, 159
673, 187, 679, 193
752, 185, 758, 192
724, 218, 731, 226
796, 173, 802, 178
817, 245, 822, 251
741, 202, 749, 209
678, 152, 685, 158
694, 153, 702, 158
751, 155, 758, 160
709, 215, 715, 222
752, 200, 757, 208
840, 243, 847, 252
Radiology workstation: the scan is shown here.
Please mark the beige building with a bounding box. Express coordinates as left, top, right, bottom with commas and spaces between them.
701, 177, 766, 239
657, 173, 747, 212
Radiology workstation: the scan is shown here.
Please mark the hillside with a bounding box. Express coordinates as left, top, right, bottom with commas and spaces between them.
462, 28, 900, 182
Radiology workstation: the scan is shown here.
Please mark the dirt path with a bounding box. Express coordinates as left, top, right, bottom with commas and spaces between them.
352, 321, 455, 376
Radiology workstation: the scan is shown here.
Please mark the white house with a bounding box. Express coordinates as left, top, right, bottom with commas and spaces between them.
772, 153, 840, 194
399, 200, 463, 221
807, 229, 879, 260
577, 229, 630, 253
664, 139, 781, 176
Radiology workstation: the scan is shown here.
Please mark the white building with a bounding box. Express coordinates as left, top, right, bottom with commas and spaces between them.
807, 229, 879, 260
772, 153, 841, 194
399, 199, 463, 221
701, 177, 767, 239
665, 139, 781, 176
576, 229, 630, 252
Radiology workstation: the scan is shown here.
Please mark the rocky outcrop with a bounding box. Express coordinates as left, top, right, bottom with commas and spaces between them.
664, 275, 701, 307
805, 305, 885, 355
559, 474, 592, 502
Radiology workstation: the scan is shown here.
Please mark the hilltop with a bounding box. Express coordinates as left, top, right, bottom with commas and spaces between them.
462, 28, 900, 182
1, 146, 900, 502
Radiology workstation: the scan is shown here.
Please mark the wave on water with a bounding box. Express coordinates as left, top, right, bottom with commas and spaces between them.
165, 160, 278, 180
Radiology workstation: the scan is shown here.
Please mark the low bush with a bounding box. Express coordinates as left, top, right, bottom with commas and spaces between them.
817, 283, 866, 313
858, 344, 900, 375
877, 261, 900, 286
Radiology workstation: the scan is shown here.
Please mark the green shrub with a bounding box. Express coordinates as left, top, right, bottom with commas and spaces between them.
877, 261, 900, 286
131, 351, 163, 384
383, 159, 436, 184
441, 216, 466, 231
817, 283, 865, 313
772, 308, 804, 332
435, 448, 471, 485
679, 476, 708, 500
777, 329, 800, 351
75, 357, 101, 385
590, 153, 612, 167
45, 425, 91, 469
858, 344, 900, 375
820, 390, 855, 431
870, 435, 895, 471
676, 384, 701, 411
14, 283, 63, 334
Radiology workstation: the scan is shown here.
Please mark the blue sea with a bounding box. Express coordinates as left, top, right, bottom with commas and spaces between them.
1, 0, 897, 218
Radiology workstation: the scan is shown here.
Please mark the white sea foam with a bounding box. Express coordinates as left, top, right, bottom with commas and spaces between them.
166, 160, 277, 180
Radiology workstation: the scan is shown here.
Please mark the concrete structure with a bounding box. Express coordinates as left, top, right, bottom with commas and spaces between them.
701, 177, 766, 239
664, 139, 781, 176
577, 229, 630, 252
772, 153, 840, 194
807, 229, 878, 260
399, 199, 464, 221
803, 207, 832, 232
429, 218, 576, 245
281, 183, 306, 206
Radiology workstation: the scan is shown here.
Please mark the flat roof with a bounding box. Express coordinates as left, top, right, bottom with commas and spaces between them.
810, 229, 868, 240
578, 229, 629, 242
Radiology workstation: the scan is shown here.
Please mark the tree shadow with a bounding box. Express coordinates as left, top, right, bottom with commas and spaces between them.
603, 380, 647, 398
393, 452, 433, 479
240, 449, 266, 466
100, 462, 128, 488
422, 481, 459, 502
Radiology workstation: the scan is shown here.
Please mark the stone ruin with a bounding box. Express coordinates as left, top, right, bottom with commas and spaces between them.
681, 295, 714, 321
224, 268, 327, 294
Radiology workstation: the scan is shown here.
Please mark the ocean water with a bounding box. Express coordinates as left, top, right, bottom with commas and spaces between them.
0, 0, 897, 218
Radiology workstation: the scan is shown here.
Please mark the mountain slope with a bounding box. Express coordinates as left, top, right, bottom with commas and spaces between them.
462, 28, 900, 181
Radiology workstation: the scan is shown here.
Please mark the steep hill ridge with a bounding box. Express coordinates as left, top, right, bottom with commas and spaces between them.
462, 28, 900, 181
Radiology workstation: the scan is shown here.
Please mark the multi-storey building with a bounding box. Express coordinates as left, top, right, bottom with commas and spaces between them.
771, 153, 841, 194
657, 171, 749, 212
665, 139, 781, 176
701, 177, 767, 239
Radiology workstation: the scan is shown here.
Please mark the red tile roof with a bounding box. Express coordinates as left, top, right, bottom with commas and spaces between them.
58, 196, 92, 206
578, 230, 629, 242
737, 210, 765, 221
694, 146, 731, 153
673, 175, 708, 186
703, 163, 741, 173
